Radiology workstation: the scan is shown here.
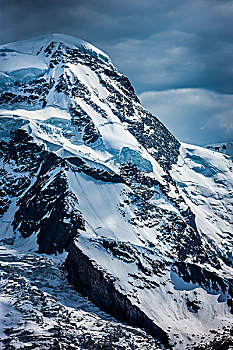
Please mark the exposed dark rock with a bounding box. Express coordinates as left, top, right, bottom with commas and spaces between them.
12, 168, 85, 254
119, 163, 217, 265
186, 298, 201, 313
70, 106, 99, 144
65, 243, 171, 348
194, 329, 233, 350
174, 262, 233, 297
0, 128, 125, 253
66, 157, 125, 183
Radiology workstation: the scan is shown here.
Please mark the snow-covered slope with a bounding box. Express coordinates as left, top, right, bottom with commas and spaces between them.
0, 34, 233, 349
172, 144, 233, 265
205, 141, 233, 157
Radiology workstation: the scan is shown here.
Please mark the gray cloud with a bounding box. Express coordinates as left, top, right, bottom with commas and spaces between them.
0, 0, 232, 143
1, 0, 233, 93
139, 88, 233, 145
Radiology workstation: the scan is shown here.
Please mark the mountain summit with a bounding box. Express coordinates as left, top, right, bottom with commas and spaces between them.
0, 34, 233, 349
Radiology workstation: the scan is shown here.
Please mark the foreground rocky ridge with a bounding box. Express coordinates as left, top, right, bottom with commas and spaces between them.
0, 245, 163, 350
0, 34, 233, 349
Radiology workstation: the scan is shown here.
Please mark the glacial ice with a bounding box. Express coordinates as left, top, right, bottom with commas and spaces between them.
0, 117, 28, 141
117, 147, 153, 172
8, 68, 47, 84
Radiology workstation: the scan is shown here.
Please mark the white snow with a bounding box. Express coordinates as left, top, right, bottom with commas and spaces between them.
0, 52, 47, 73
0, 33, 111, 65
171, 143, 233, 268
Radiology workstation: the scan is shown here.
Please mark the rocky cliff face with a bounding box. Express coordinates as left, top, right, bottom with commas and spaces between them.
65, 243, 171, 347
0, 34, 233, 349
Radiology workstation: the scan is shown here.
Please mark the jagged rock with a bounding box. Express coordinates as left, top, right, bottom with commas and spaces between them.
65, 243, 171, 348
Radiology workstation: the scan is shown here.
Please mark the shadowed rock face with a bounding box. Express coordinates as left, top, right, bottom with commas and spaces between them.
0, 246, 165, 350
173, 262, 233, 299
0, 129, 84, 254
65, 243, 171, 348
1, 129, 129, 254
14, 168, 85, 254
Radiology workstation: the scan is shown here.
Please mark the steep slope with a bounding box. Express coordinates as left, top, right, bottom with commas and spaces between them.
0, 245, 163, 350
0, 34, 233, 349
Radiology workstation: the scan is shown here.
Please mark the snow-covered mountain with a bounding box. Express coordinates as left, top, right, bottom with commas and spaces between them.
0, 34, 233, 349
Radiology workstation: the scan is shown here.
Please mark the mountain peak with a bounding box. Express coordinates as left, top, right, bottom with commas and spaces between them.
0, 33, 111, 63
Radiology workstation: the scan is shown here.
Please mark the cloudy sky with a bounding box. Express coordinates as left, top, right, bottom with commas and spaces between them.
1, 0, 233, 145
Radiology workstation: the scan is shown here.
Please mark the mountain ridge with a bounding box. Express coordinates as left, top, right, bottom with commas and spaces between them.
0, 33, 111, 63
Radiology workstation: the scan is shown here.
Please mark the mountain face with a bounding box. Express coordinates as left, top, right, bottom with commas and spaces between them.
0, 34, 233, 349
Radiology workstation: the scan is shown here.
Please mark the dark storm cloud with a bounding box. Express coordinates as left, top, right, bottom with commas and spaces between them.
0, 0, 232, 144
1, 0, 233, 93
